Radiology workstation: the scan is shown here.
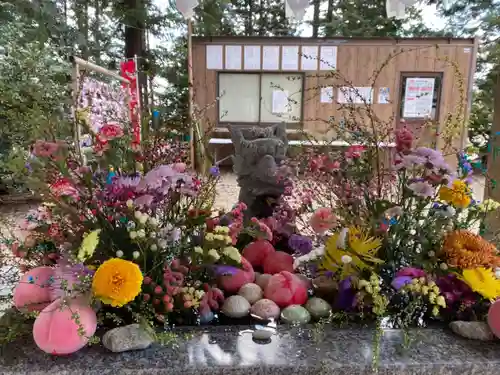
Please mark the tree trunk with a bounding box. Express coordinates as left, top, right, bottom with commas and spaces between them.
312, 0, 321, 37
324, 0, 334, 36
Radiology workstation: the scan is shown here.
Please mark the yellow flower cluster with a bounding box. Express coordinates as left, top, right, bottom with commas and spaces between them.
205, 226, 232, 245
180, 286, 205, 308
439, 180, 472, 209
403, 278, 445, 316
357, 274, 388, 316
477, 199, 500, 213
193, 226, 241, 263
461, 268, 500, 301
92, 258, 143, 307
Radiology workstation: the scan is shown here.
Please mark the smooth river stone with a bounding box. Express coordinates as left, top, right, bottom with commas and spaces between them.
305, 297, 331, 319
102, 324, 154, 353
222, 295, 251, 318
449, 321, 496, 341
280, 305, 311, 324
250, 298, 280, 320
256, 273, 272, 290
238, 283, 263, 304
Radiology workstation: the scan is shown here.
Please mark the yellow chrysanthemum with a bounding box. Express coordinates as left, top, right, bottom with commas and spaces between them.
460, 268, 500, 301
320, 227, 383, 278
439, 180, 472, 208
77, 229, 101, 261
92, 258, 143, 307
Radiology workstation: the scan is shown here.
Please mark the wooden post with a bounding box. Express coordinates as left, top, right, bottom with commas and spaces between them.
187, 19, 195, 169
484, 73, 500, 241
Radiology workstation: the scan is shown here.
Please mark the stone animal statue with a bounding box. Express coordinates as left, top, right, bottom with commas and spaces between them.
229, 124, 288, 220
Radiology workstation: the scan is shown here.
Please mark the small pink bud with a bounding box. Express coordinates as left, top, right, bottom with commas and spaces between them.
154, 286, 163, 294
143, 294, 151, 302
143, 276, 152, 285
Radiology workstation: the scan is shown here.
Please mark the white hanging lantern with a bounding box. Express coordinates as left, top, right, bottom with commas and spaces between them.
175, 0, 199, 19
285, 0, 309, 21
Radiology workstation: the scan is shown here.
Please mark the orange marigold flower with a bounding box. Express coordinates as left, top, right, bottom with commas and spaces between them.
441, 230, 500, 269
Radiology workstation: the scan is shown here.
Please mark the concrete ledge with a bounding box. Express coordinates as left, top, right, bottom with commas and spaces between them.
1, 326, 499, 375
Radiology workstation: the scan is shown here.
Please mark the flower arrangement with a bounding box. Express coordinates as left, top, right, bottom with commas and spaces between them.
3, 117, 500, 357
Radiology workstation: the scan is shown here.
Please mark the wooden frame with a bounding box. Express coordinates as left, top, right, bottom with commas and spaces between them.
216, 71, 306, 129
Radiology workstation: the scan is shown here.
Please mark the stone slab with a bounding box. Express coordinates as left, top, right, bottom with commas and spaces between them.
1, 326, 500, 375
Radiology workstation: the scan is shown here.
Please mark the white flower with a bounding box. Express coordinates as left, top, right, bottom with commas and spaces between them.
293, 245, 325, 269
337, 228, 348, 249
214, 234, 224, 241
137, 229, 146, 238
149, 217, 159, 227
440, 263, 448, 271
138, 214, 148, 225
129, 231, 137, 239
194, 246, 203, 254
208, 249, 220, 261
150, 244, 158, 252
132, 251, 140, 259
149, 232, 157, 239
222, 246, 241, 262
495, 268, 500, 279
428, 251, 435, 257
134, 211, 142, 220
409, 229, 416, 235
158, 239, 167, 249
171, 228, 181, 242
341, 255, 352, 264
126, 199, 134, 208
116, 250, 124, 258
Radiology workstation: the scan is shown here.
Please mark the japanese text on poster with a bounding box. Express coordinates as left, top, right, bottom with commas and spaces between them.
402, 78, 435, 118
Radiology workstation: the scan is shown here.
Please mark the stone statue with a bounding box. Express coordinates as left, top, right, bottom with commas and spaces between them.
229, 124, 288, 220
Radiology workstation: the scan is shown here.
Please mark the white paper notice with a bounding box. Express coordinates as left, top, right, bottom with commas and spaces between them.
402, 77, 435, 118
272, 90, 289, 114
262, 46, 280, 70
206, 45, 223, 70
337, 87, 373, 104
225, 45, 242, 70
320, 87, 334, 103
281, 46, 299, 70
301, 46, 319, 70
244, 45, 261, 70
378, 87, 390, 104
320, 46, 337, 70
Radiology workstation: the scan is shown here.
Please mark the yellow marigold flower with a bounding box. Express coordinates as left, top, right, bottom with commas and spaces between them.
461, 268, 500, 300
441, 230, 500, 269
439, 180, 472, 208
77, 229, 101, 261
92, 258, 143, 307
320, 227, 383, 278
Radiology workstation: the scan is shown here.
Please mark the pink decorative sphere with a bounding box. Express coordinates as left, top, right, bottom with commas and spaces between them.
13, 266, 55, 312
487, 299, 500, 338
242, 240, 275, 268
33, 298, 97, 355
264, 271, 308, 308
219, 257, 255, 293
262, 251, 294, 275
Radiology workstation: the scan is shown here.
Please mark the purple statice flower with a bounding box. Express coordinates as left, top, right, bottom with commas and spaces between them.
408, 180, 435, 198
336, 276, 357, 310
49, 259, 94, 300
391, 276, 413, 290
394, 154, 427, 170
134, 194, 155, 208
288, 234, 313, 255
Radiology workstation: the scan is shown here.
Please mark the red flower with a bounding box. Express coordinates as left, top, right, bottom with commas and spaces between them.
345, 145, 365, 159
33, 140, 60, 158
50, 178, 79, 200
395, 128, 413, 153
98, 123, 124, 141
47, 224, 60, 238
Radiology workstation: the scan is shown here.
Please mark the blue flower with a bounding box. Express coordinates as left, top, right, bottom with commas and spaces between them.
288, 234, 313, 255
209, 165, 220, 177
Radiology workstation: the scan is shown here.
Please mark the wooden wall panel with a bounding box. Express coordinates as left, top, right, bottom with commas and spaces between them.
192, 37, 476, 153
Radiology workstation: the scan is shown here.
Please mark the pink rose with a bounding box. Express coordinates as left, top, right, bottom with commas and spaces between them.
98, 123, 124, 141
395, 128, 413, 153
310, 207, 336, 234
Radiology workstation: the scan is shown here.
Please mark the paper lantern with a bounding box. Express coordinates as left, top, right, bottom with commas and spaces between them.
285, 0, 309, 21
175, 0, 199, 19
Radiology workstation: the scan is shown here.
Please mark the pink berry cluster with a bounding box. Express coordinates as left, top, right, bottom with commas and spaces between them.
198, 284, 224, 316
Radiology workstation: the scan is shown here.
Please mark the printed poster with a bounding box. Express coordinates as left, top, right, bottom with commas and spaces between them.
378, 87, 390, 104
402, 77, 435, 118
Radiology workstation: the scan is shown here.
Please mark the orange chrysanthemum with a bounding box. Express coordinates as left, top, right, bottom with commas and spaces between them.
441, 230, 500, 269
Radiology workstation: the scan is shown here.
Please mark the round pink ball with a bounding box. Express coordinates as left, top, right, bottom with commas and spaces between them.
13, 266, 55, 312
33, 298, 97, 355
264, 271, 308, 308
262, 251, 294, 275
488, 299, 500, 338
250, 298, 280, 320
242, 240, 275, 268
219, 257, 255, 293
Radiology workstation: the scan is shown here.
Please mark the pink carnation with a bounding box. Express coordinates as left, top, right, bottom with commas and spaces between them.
310, 207, 336, 234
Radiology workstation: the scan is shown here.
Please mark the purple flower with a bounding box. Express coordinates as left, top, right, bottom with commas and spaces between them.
336, 277, 357, 310
212, 265, 240, 276
288, 234, 313, 255
436, 274, 475, 305
408, 181, 435, 198
391, 276, 413, 290
134, 194, 155, 207
396, 267, 426, 278
209, 166, 220, 177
